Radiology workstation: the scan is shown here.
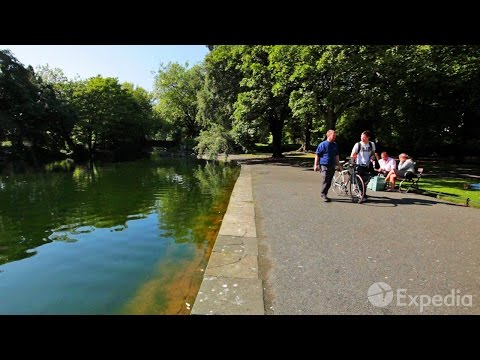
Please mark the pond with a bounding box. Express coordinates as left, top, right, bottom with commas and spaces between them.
0, 158, 239, 314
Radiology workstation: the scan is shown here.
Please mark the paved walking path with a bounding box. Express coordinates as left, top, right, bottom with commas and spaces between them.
194, 156, 480, 314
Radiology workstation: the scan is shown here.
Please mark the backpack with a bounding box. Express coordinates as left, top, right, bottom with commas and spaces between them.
355, 141, 375, 157
355, 141, 377, 171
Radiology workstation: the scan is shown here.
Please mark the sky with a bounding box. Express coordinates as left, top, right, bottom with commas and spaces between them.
0, 45, 210, 92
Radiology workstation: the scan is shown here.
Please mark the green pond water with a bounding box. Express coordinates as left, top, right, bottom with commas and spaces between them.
0, 158, 239, 314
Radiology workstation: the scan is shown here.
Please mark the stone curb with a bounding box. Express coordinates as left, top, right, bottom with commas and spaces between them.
191, 165, 264, 315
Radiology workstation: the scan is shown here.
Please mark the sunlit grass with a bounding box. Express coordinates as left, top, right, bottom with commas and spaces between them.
419, 178, 480, 208
283, 152, 315, 158
234, 153, 270, 158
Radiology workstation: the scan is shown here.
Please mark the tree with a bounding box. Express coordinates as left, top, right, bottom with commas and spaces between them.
35, 64, 68, 84
69, 76, 154, 160
35, 64, 79, 155
428, 45, 480, 160
195, 46, 245, 157
1, 50, 75, 162
269, 46, 320, 151
153, 62, 204, 143
233, 46, 292, 157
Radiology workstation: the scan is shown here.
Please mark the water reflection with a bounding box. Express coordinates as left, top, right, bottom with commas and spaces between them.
0, 158, 239, 314
44, 159, 75, 172
0, 158, 239, 265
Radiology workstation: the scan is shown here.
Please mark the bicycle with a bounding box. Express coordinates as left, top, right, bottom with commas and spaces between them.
331, 160, 367, 203
349, 161, 374, 204
332, 161, 351, 196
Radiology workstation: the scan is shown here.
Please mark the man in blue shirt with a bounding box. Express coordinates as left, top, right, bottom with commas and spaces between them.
314, 129, 342, 202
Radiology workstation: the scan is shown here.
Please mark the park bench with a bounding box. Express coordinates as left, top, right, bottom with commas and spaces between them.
397, 164, 424, 193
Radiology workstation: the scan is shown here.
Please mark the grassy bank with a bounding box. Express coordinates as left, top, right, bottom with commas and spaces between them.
417, 178, 480, 208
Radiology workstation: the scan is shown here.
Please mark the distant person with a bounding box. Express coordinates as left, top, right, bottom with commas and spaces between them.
314, 129, 342, 202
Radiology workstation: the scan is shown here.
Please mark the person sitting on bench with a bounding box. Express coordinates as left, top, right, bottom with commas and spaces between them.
376, 151, 397, 176
396, 153, 415, 178
383, 153, 414, 191
376, 151, 397, 191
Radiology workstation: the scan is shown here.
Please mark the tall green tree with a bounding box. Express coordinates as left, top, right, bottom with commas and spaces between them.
293, 46, 372, 131
35, 64, 69, 84
69, 76, 153, 160
343, 45, 480, 158
269, 46, 321, 151
195, 46, 244, 157
233, 45, 292, 157
35, 64, 79, 155
428, 45, 480, 160
153, 62, 204, 143
1, 50, 75, 162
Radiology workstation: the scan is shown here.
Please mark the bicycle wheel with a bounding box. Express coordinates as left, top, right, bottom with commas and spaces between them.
350, 174, 365, 203
332, 171, 348, 196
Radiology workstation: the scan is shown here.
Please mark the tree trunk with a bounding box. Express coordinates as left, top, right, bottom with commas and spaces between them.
297, 143, 306, 152
304, 120, 312, 150
87, 133, 94, 161
64, 136, 75, 152
269, 116, 284, 158
456, 109, 473, 163
326, 106, 336, 130
29, 144, 39, 168
296, 127, 311, 153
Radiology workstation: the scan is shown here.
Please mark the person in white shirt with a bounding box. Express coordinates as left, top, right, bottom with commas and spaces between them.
350, 130, 377, 168
376, 151, 397, 191
350, 130, 379, 202
377, 151, 396, 175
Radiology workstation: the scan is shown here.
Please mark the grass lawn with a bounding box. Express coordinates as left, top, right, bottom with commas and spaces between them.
418, 178, 480, 208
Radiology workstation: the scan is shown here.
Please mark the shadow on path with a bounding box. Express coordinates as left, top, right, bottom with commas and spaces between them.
331, 194, 466, 208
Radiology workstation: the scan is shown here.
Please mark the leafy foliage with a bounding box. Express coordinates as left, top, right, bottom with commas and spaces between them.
67, 76, 154, 160
4, 46, 480, 163
153, 62, 204, 143
1, 50, 76, 162
195, 124, 232, 160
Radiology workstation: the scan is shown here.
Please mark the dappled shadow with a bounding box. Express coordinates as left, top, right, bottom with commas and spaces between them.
415, 159, 480, 178
331, 196, 399, 208
361, 194, 465, 207
328, 193, 466, 208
